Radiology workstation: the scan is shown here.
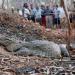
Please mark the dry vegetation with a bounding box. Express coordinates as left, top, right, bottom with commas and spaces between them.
0, 11, 75, 44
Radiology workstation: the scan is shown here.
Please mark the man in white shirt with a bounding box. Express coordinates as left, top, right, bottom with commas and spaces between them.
22, 3, 30, 19
58, 7, 65, 19
53, 5, 61, 28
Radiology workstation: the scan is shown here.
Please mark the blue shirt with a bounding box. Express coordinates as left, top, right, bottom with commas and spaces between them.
53, 8, 60, 18
31, 8, 36, 16
34, 8, 42, 19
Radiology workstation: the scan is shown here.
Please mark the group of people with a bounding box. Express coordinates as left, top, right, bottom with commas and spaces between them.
19, 3, 65, 28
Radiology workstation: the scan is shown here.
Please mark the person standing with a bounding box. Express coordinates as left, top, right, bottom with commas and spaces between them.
34, 4, 42, 24
22, 3, 30, 20
45, 5, 53, 28
41, 3, 46, 27
53, 5, 61, 28
30, 4, 36, 22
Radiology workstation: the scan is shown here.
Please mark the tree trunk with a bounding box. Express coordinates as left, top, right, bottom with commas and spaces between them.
7, 0, 9, 9
2, 0, 5, 9
60, 0, 71, 57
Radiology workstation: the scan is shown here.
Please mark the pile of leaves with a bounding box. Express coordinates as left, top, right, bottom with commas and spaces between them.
0, 11, 75, 43
0, 12, 43, 36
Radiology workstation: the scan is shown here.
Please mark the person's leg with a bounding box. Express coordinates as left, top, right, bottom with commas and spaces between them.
46, 16, 48, 28
31, 16, 35, 22
49, 16, 53, 28
39, 18, 41, 25
55, 18, 61, 29
47, 16, 50, 28
57, 18, 61, 29
41, 16, 46, 27
36, 18, 41, 25
54, 18, 57, 29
